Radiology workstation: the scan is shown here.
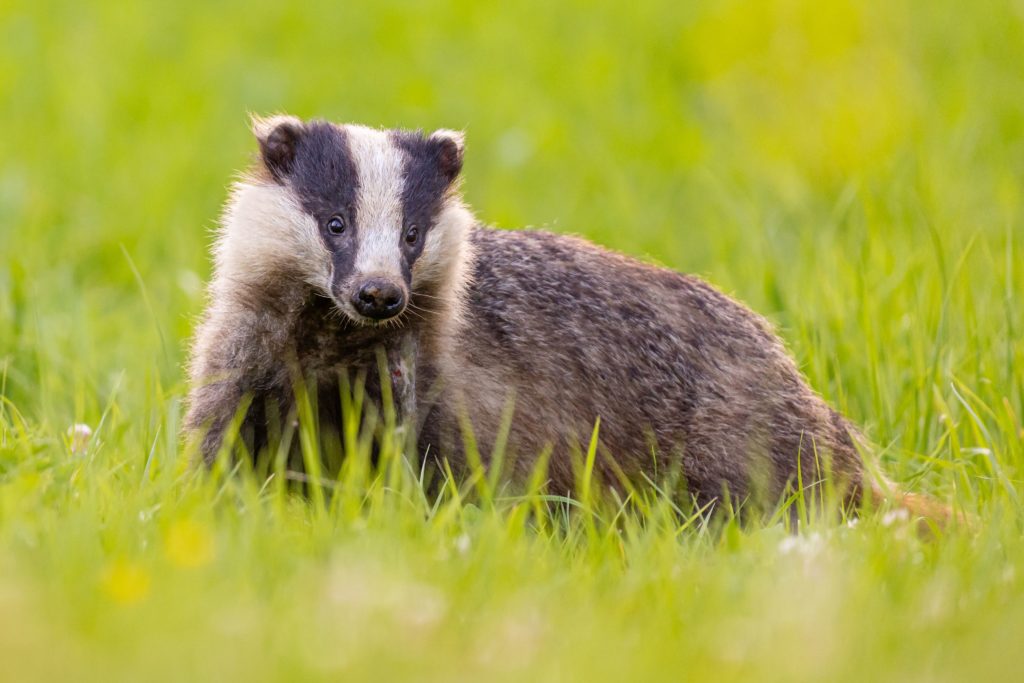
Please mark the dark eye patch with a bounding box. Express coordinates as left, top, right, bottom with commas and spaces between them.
289, 121, 361, 226
392, 131, 458, 245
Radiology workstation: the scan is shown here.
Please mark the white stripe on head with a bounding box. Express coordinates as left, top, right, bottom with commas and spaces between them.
344, 125, 405, 278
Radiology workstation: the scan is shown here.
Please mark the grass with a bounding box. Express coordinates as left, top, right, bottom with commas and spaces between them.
1, 0, 1023, 680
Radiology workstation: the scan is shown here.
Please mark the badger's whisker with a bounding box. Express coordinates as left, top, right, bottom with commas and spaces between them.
407, 302, 435, 316
411, 292, 456, 303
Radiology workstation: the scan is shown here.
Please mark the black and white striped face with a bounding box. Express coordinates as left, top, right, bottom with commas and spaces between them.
228, 115, 469, 325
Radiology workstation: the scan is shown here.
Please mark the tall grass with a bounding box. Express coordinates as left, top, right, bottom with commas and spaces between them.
1, 0, 1022, 680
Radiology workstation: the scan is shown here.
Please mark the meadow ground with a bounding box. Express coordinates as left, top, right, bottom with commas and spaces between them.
1, 1, 1023, 680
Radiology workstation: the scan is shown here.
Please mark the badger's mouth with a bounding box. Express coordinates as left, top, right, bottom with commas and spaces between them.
347, 310, 409, 328
327, 299, 406, 329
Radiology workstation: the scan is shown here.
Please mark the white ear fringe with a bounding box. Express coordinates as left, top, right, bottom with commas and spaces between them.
249, 112, 304, 141
429, 128, 466, 153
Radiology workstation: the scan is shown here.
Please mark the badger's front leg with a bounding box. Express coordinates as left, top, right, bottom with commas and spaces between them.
184, 371, 250, 465
184, 301, 293, 465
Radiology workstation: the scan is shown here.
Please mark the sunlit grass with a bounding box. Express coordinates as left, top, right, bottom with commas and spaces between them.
1, 0, 1022, 680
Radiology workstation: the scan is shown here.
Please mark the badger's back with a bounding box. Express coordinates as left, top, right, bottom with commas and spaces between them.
423, 227, 862, 506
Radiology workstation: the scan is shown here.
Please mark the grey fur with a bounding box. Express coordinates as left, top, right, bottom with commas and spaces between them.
185, 117, 865, 511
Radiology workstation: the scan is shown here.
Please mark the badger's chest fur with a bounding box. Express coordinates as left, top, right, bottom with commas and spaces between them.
185, 115, 865, 510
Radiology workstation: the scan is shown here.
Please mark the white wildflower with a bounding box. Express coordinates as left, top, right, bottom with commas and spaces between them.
881, 509, 910, 527
778, 532, 824, 557
455, 533, 471, 555
67, 423, 93, 455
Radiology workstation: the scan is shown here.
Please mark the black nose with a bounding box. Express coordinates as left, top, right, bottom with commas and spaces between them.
351, 279, 406, 320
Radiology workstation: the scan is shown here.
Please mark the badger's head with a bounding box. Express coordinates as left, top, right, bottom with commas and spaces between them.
217, 115, 473, 326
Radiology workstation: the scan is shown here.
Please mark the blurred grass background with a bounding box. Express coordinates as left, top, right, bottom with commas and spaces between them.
1, 0, 1023, 681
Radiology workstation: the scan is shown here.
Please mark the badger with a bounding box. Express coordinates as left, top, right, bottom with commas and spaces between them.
185, 114, 932, 517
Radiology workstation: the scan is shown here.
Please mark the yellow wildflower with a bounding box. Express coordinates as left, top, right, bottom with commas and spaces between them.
101, 560, 151, 605
164, 518, 215, 569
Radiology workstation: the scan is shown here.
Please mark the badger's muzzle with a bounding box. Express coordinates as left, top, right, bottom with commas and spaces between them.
350, 277, 406, 321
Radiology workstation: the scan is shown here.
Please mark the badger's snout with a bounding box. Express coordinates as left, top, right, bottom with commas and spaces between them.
350, 278, 406, 321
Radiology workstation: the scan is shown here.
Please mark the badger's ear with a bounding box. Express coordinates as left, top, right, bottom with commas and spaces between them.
251, 114, 306, 182
428, 129, 465, 182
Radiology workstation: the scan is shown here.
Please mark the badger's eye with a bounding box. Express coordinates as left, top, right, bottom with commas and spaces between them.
326, 216, 345, 235
404, 225, 420, 245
